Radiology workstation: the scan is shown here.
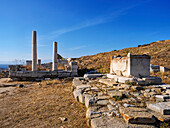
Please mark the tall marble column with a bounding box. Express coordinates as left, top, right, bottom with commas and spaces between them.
52, 41, 57, 71
32, 31, 37, 71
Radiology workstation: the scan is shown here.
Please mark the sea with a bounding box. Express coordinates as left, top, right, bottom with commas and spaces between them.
0, 64, 9, 69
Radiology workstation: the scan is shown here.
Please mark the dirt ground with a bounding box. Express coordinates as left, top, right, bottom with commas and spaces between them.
0, 79, 89, 128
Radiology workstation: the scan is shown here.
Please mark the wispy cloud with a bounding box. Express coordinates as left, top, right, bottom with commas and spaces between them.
38, 44, 49, 47
39, 0, 152, 41
69, 45, 87, 50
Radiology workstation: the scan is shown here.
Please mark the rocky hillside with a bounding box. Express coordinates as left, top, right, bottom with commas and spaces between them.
77, 40, 170, 73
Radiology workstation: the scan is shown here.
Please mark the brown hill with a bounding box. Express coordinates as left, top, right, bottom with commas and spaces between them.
77, 40, 170, 83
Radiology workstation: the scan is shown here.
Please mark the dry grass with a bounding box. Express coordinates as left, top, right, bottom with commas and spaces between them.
151, 71, 170, 84
0, 80, 89, 128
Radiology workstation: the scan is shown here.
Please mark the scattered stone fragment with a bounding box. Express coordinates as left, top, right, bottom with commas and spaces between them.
59, 117, 67, 122
123, 103, 136, 108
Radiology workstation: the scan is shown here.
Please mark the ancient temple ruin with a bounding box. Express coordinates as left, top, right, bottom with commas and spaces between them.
108, 53, 162, 85
9, 31, 77, 80
110, 53, 150, 77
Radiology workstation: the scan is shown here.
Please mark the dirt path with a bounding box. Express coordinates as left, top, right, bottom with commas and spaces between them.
0, 80, 89, 128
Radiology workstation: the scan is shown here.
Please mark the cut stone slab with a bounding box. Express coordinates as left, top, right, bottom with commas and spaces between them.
142, 76, 162, 85
155, 95, 170, 102
119, 107, 156, 124
98, 78, 117, 86
86, 106, 100, 119
91, 116, 128, 128
97, 100, 109, 106
84, 74, 105, 79
73, 89, 82, 101
160, 66, 169, 73
118, 77, 136, 84
108, 90, 123, 97
147, 102, 170, 115
96, 95, 110, 100
72, 78, 82, 87
85, 95, 96, 108
166, 89, 170, 95
76, 84, 91, 90
91, 87, 100, 92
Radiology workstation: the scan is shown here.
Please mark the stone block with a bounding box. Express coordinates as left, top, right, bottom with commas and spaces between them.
142, 76, 162, 85
166, 89, 170, 95
119, 107, 156, 124
108, 90, 123, 97
97, 100, 109, 106
73, 89, 82, 101
91, 87, 100, 92
84, 74, 105, 79
91, 116, 128, 128
160, 66, 169, 73
72, 78, 82, 87
85, 95, 96, 108
76, 84, 91, 90
147, 102, 170, 115
98, 78, 117, 86
155, 95, 170, 102
118, 77, 136, 84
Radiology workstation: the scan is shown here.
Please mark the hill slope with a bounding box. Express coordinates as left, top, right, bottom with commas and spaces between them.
77, 40, 170, 73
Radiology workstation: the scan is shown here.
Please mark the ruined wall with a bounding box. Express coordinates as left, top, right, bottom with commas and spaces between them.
130, 55, 150, 77
110, 53, 150, 77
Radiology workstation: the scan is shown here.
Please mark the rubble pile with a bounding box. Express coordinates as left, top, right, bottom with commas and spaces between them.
72, 77, 170, 128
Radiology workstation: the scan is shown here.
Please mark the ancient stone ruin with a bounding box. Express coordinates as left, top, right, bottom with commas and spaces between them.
72, 53, 170, 128
9, 31, 78, 80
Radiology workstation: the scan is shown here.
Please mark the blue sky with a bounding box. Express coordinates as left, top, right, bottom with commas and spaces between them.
0, 0, 170, 64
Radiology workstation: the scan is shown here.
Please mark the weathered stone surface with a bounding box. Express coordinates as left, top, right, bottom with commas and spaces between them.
79, 93, 87, 103
99, 78, 117, 86
91, 87, 100, 92
120, 84, 131, 90
72, 78, 82, 87
147, 102, 170, 115
97, 100, 109, 106
108, 90, 123, 97
73, 89, 82, 101
119, 107, 156, 124
118, 77, 136, 84
142, 76, 162, 85
155, 95, 170, 102
123, 103, 136, 108
86, 106, 100, 119
107, 104, 115, 111
160, 66, 169, 73
84, 74, 105, 79
166, 89, 170, 95
85, 95, 96, 108
131, 86, 143, 91
91, 116, 128, 128
76, 84, 91, 90
96, 95, 110, 100
161, 84, 170, 89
